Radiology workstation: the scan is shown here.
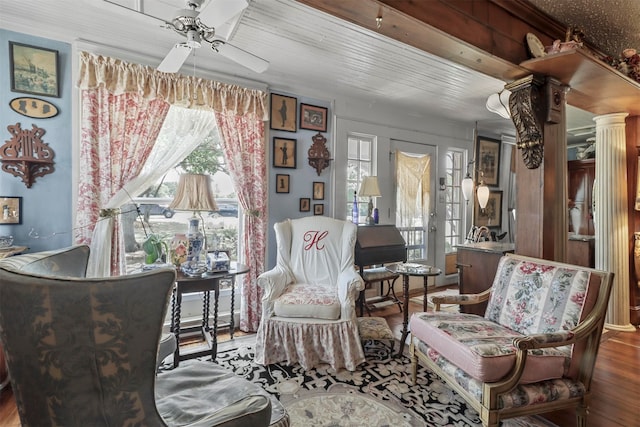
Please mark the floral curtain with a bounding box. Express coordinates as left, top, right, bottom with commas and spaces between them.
216, 111, 268, 332
76, 87, 169, 276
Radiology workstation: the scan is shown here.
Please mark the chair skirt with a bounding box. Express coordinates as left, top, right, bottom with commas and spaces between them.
255, 317, 365, 371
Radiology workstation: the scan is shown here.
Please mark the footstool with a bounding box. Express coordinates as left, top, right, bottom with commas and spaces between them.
357, 316, 395, 355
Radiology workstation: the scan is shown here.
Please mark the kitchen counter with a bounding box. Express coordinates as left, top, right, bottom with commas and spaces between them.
456, 242, 515, 254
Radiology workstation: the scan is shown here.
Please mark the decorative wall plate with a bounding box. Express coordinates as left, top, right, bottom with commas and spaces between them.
9, 97, 58, 119
526, 33, 546, 58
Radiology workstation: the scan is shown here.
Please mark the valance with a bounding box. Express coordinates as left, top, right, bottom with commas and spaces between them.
77, 51, 268, 119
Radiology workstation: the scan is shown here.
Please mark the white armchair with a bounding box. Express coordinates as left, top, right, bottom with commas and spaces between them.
255, 216, 365, 371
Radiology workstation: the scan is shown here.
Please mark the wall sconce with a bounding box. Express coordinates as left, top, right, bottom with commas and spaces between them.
308, 132, 332, 176
485, 89, 511, 119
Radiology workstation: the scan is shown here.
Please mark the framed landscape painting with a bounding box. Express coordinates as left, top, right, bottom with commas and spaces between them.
300, 103, 328, 132
10, 42, 59, 98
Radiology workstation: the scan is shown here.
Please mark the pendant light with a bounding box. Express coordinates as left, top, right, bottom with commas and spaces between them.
476, 172, 490, 209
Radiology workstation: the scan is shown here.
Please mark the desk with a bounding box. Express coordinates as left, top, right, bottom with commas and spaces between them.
171, 263, 248, 367
385, 261, 441, 356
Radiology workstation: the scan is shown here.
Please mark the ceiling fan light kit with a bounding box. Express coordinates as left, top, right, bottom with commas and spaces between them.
157, 0, 268, 74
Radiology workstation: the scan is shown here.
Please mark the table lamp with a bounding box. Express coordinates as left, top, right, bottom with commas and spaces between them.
359, 176, 381, 225
169, 173, 218, 273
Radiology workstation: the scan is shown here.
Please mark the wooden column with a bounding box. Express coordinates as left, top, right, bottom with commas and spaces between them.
509, 76, 567, 260
628, 116, 640, 325
594, 113, 635, 331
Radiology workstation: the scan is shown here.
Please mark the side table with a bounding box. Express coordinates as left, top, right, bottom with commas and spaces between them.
171, 263, 248, 367
385, 261, 441, 356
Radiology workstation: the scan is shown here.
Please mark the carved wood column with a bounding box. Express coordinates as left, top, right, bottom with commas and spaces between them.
594, 113, 635, 331
508, 75, 567, 261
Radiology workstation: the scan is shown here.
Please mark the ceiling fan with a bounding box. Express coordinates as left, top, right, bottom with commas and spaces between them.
157, 0, 269, 74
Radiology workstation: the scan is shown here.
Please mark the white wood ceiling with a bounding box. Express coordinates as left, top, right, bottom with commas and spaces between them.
2, 0, 620, 139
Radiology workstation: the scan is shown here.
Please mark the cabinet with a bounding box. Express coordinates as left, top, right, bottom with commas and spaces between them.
567, 237, 595, 268
568, 159, 595, 236
456, 242, 515, 316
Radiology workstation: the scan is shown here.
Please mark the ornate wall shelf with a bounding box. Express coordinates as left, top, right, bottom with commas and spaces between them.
1, 123, 56, 188
520, 49, 640, 116
308, 132, 332, 176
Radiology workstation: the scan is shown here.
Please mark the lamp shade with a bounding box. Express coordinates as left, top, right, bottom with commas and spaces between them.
358, 176, 381, 197
486, 90, 511, 119
461, 174, 474, 201
477, 183, 490, 209
169, 173, 218, 212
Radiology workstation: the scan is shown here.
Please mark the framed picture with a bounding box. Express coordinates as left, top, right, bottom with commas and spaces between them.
474, 191, 502, 228
0, 197, 22, 225
270, 93, 297, 132
299, 198, 310, 212
300, 103, 328, 132
273, 137, 296, 168
9, 42, 60, 98
314, 204, 324, 215
476, 136, 501, 187
275, 174, 290, 193
313, 181, 325, 200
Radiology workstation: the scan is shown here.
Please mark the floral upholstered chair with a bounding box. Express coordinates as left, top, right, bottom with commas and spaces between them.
409, 253, 613, 427
255, 216, 365, 371
0, 245, 288, 427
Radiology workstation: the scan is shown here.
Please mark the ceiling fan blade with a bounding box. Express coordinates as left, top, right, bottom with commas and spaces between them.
215, 42, 269, 73
158, 44, 193, 73
197, 0, 248, 28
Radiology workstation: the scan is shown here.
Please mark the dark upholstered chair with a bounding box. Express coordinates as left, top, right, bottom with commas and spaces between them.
0, 245, 288, 427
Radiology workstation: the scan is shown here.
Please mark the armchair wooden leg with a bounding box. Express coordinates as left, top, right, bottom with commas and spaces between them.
409, 341, 417, 385
576, 402, 589, 427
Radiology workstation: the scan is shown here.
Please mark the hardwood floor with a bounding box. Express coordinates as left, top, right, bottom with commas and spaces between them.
1, 298, 638, 426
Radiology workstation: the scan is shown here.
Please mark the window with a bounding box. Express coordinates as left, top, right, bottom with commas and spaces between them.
444, 150, 465, 253
124, 107, 239, 273
346, 133, 376, 223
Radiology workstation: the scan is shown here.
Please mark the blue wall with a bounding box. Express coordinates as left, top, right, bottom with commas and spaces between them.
0, 30, 73, 252
267, 92, 332, 268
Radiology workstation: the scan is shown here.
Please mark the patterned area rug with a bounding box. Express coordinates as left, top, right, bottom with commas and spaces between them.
213, 337, 558, 427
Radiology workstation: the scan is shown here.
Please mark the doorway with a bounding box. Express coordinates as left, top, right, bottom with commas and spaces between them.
391, 140, 437, 268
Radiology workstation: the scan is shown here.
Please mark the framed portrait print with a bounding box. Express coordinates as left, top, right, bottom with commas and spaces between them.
473, 191, 502, 228
300, 103, 328, 132
273, 137, 296, 168
0, 196, 22, 225
314, 204, 324, 215
476, 136, 501, 187
313, 181, 325, 200
300, 198, 310, 212
275, 174, 290, 193
10, 42, 60, 98
270, 93, 297, 132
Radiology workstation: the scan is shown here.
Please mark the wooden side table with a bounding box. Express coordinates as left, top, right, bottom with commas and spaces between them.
385, 261, 441, 356
171, 263, 248, 367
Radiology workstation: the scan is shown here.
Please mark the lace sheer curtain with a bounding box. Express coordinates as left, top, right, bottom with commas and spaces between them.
395, 151, 431, 229
76, 52, 268, 278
